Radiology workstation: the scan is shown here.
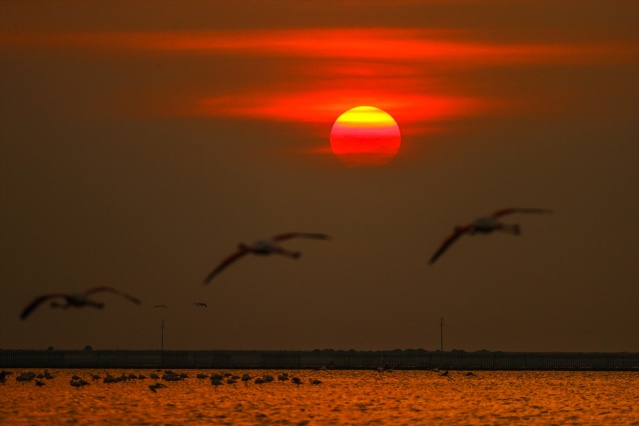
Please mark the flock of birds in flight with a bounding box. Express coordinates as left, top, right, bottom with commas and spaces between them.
20, 208, 552, 319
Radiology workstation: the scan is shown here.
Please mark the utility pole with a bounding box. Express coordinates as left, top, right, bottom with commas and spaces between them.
440, 317, 444, 351
161, 319, 164, 352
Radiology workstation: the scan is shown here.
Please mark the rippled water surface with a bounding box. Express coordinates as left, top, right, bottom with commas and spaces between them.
1, 369, 637, 425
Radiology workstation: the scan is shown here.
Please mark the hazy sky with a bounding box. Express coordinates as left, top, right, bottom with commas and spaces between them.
1, 0, 638, 352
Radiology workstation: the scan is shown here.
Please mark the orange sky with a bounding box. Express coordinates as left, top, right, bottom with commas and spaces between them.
1, 0, 638, 353
2, 27, 635, 132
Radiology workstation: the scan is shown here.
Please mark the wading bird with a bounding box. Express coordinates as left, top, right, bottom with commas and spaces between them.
204, 232, 331, 283
211, 377, 223, 388
263, 375, 275, 383
70, 378, 89, 389
241, 373, 252, 385
429, 208, 552, 264
103, 374, 116, 384
16, 372, 35, 383
20, 286, 141, 319
148, 383, 168, 393
0, 370, 14, 384
162, 372, 181, 382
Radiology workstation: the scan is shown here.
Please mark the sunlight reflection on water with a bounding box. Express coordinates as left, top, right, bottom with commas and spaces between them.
1, 369, 637, 425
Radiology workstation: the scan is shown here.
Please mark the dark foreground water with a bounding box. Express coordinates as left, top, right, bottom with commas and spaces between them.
1, 369, 637, 425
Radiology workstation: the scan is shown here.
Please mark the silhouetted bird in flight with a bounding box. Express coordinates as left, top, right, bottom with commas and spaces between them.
192, 302, 207, 308
429, 208, 552, 264
204, 232, 331, 283
153, 304, 169, 308
20, 286, 141, 319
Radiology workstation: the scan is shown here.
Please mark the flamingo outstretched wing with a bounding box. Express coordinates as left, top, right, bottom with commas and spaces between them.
203, 248, 251, 284
272, 232, 331, 242
20, 293, 67, 319
85, 286, 142, 304
429, 225, 472, 265
491, 208, 553, 218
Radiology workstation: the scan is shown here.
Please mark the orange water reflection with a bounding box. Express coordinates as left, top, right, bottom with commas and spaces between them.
1, 369, 637, 425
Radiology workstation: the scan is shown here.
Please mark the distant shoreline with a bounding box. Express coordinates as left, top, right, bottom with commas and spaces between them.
2, 349, 638, 371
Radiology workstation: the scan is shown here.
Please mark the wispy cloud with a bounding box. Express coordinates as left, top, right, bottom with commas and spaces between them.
3, 27, 635, 133
3, 28, 634, 64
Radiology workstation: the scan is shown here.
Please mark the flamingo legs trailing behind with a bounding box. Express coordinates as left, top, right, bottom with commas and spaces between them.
429, 208, 552, 264
204, 232, 331, 283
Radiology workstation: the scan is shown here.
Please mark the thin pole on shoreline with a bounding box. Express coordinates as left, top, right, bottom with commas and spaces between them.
440, 317, 444, 351
161, 319, 164, 352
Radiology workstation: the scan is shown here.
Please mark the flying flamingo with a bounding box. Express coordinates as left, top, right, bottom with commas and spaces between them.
429, 208, 552, 264
203, 232, 331, 283
20, 286, 141, 319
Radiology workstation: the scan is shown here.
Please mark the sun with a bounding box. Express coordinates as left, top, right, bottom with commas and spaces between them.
330, 106, 401, 167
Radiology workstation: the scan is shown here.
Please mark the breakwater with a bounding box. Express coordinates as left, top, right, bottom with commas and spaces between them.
1, 349, 637, 371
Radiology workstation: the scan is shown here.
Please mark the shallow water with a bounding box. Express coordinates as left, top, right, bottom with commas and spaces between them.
1, 369, 637, 425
